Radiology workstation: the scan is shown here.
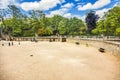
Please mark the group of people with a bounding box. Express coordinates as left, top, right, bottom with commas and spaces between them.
1, 41, 20, 46
8, 42, 14, 46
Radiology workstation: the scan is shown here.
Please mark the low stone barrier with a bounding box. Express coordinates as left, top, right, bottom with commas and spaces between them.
13, 37, 67, 42
67, 38, 120, 56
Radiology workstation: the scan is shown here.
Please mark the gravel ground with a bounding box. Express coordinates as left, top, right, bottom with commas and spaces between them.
0, 41, 120, 80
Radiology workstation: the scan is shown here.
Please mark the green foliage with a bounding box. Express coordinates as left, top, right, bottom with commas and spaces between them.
0, 5, 86, 37
37, 27, 53, 36
1, 4, 120, 37
68, 17, 86, 35
116, 28, 120, 35
92, 29, 99, 35
58, 17, 69, 35
92, 6, 120, 36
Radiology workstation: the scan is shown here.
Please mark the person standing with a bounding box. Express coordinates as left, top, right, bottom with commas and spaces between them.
19, 41, 20, 45
8, 42, 10, 46
12, 41, 13, 46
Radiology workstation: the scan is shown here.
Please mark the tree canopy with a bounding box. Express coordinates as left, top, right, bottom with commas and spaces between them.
0, 5, 120, 37
85, 10, 99, 34
0, 5, 86, 37
92, 6, 120, 36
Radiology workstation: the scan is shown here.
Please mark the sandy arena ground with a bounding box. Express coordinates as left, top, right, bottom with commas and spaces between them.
0, 41, 120, 80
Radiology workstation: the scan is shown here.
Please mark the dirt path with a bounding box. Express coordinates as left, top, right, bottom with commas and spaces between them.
0, 41, 120, 80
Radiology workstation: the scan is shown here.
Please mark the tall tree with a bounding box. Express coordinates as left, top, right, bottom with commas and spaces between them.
85, 10, 99, 34
8, 5, 25, 37
51, 15, 63, 30
58, 17, 69, 35
69, 17, 86, 35
0, 8, 11, 33
29, 10, 45, 35
94, 6, 120, 36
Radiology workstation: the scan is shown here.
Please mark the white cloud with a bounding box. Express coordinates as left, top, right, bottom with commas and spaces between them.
20, 1, 40, 11
95, 1, 120, 18
20, 0, 65, 11
95, 1, 120, 19
72, 15, 85, 21
61, 3, 74, 8
63, 13, 72, 18
96, 8, 110, 18
46, 8, 66, 17
46, 3, 74, 18
0, 0, 17, 9
50, 8, 68, 16
77, 0, 111, 10
80, 15, 86, 21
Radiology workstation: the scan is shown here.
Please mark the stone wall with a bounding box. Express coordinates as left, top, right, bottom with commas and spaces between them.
67, 38, 120, 56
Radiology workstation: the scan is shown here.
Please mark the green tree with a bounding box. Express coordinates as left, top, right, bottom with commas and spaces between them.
51, 15, 63, 30
29, 10, 45, 35
69, 17, 86, 35
0, 5, 87, 37
93, 6, 120, 36
85, 10, 99, 34
0, 8, 11, 36
58, 17, 69, 35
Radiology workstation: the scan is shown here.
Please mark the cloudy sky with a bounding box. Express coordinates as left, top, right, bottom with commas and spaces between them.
0, 0, 120, 20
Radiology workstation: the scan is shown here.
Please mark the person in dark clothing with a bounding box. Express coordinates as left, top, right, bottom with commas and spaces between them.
8, 42, 10, 46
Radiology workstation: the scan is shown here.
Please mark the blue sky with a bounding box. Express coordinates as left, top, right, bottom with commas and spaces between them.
0, 0, 120, 20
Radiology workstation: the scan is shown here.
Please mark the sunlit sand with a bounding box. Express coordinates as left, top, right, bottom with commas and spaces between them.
0, 41, 120, 80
